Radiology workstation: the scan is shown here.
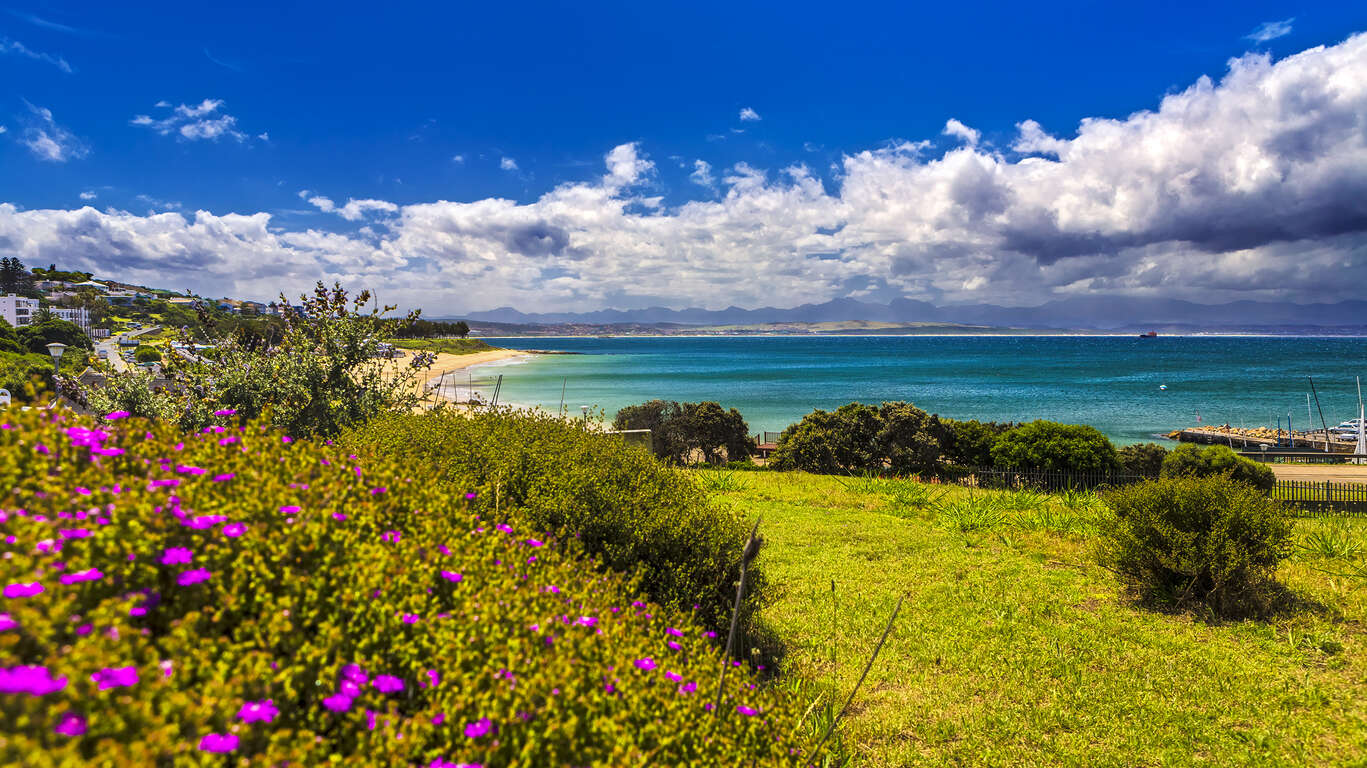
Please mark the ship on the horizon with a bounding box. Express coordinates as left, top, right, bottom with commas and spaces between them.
1139, 331, 1158, 338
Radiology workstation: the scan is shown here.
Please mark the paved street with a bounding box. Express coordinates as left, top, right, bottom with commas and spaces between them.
94, 325, 161, 373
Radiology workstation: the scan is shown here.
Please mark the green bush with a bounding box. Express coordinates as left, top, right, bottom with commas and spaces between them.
939, 418, 1014, 467
614, 400, 753, 465
343, 409, 761, 637
1159, 443, 1275, 492
1117, 442, 1169, 477
770, 401, 941, 476
18, 317, 93, 355
0, 408, 813, 765
133, 345, 162, 363
1099, 476, 1293, 614
990, 420, 1119, 473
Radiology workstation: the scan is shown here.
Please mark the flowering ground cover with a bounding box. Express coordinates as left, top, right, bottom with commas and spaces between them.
0, 408, 818, 766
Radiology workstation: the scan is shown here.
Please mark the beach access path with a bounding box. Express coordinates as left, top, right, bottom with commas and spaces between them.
1271, 464, 1367, 485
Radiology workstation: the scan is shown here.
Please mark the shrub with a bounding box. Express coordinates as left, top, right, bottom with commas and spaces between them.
770, 401, 942, 476
1100, 476, 1293, 614
0, 408, 813, 765
939, 418, 1014, 467
1159, 443, 1275, 492
18, 318, 93, 355
133, 345, 162, 363
614, 400, 752, 465
1118, 442, 1169, 477
990, 420, 1119, 473
343, 409, 760, 637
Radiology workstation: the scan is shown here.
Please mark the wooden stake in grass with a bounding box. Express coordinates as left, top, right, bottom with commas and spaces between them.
714, 517, 762, 715
809, 593, 905, 760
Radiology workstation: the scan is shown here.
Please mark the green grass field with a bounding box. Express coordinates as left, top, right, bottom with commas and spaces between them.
698, 471, 1367, 767
389, 337, 496, 355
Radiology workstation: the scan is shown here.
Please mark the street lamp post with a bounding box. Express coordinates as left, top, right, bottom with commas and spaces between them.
580, 405, 589, 425
45, 342, 67, 376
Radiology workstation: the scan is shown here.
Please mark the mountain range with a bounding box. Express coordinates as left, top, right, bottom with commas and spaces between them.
460, 296, 1367, 331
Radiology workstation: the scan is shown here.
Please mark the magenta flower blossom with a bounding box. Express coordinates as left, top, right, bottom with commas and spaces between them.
382, 530, 401, 543
282, 436, 293, 444
342, 664, 368, 684
422, 669, 440, 688
0, 665, 68, 695
238, 699, 279, 723
402, 614, 420, 624
440, 570, 462, 582
160, 547, 193, 565
150, 478, 180, 489
665, 627, 684, 637
159, 660, 173, 678
59, 528, 92, 540
214, 408, 237, 416
322, 693, 353, 712
332, 512, 347, 521
667, 641, 681, 651
736, 705, 760, 716
678, 681, 698, 695
634, 657, 656, 671
664, 670, 683, 682
279, 505, 301, 514
34, 443, 49, 455
0, 613, 16, 632
212, 473, 236, 482
372, 675, 404, 694
495, 524, 513, 534
464, 491, 477, 500
59, 568, 103, 585
576, 616, 597, 627
183, 515, 226, 530
91, 666, 139, 690
199, 733, 239, 753
370, 486, 387, 495
53, 712, 86, 736
4, 582, 44, 599
464, 717, 493, 739
223, 522, 247, 538
431, 712, 446, 725
176, 465, 205, 475
526, 538, 544, 547
105, 410, 130, 420
177, 569, 211, 586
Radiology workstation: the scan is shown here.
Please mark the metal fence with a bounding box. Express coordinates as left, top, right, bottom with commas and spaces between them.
941, 466, 1367, 517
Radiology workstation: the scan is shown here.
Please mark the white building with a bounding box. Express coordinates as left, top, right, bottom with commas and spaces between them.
0, 293, 39, 328
49, 306, 92, 335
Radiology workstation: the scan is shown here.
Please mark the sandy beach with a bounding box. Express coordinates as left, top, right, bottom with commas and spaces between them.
378, 348, 535, 406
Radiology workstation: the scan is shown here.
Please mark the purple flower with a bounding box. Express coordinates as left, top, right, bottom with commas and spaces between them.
667, 641, 681, 651
322, 693, 353, 712
150, 478, 180, 489
402, 614, 420, 624
91, 666, 139, 690
183, 515, 225, 530
736, 705, 760, 716
59, 528, 91, 540
634, 657, 656, 671
176, 465, 205, 476
212, 473, 236, 482
495, 524, 513, 534
431, 712, 446, 725
34, 443, 49, 455
199, 733, 239, 753
59, 568, 103, 585
526, 538, 544, 547
0, 613, 16, 632
664, 670, 683, 682
576, 616, 597, 627
342, 664, 368, 684
464, 492, 477, 500
332, 512, 347, 521
4, 582, 44, 599
678, 681, 697, 695
372, 675, 404, 694
91, 446, 125, 457
223, 522, 247, 538
440, 570, 463, 582
177, 569, 211, 586
279, 505, 301, 515
105, 411, 130, 420
464, 717, 493, 739
238, 699, 279, 724
665, 627, 684, 637
382, 530, 401, 543
159, 660, 173, 678
370, 487, 387, 495
53, 712, 86, 736
214, 409, 237, 416
0, 665, 68, 695
161, 547, 193, 565
422, 669, 440, 688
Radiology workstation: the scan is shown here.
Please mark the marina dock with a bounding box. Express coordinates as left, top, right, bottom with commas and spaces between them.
1170, 427, 1356, 454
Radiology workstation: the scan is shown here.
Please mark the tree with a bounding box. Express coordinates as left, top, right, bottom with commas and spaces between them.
1159, 443, 1275, 492
677, 401, 752, 465
990, 420, 1119, 473
940, 418, 1015, 467
19, 318, 93, 355
0, 318, 24, 355
876, 401, 943, 476
615, 400, 688, 463
1117, 442, 1169, 478
134, 345, 162, 363
770, 402, 889, 474
453, 320, 470, 338
0, 257, 22, 293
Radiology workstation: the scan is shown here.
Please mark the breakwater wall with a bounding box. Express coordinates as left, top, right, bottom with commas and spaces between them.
1168, 427, 1355, 453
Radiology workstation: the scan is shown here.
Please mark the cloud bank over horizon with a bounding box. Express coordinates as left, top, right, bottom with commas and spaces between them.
2, 33, 1366, 313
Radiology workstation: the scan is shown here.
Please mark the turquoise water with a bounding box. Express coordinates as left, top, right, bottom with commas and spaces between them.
466, 336, 1367, 445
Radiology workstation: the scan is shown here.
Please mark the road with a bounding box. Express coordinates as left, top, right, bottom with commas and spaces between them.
95, 326, 161, 373
1271, 464, 1367, 485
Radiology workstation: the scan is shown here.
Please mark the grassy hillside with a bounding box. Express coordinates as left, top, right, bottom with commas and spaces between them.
389, 337, 497, 355
696, 470, 1367, 767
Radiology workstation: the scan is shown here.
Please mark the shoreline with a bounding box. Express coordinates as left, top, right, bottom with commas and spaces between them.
422, 349, 540, 405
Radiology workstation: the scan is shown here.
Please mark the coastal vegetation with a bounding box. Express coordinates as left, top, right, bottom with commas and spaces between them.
769, 402, 942, 476
0, 408, 815, 765
389, 337, 495, 356
702, 469, 1367, 766
613, 400, 752, 465
1160, 443, 1277, 492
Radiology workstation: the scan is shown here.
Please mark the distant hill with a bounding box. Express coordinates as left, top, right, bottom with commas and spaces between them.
457, 296, 1367, 332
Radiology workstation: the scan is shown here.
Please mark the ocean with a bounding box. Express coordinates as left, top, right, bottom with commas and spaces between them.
456, 336, 1367, 445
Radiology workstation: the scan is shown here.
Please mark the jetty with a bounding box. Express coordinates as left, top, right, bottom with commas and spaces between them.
1169, 426, 1355, 454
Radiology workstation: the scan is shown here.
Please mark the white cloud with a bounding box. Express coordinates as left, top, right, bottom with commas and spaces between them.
0, 36, 73, 73
79, 191, 96, 201
739, 107, 761, 122
0, 125, 7, 134
690, 159, 716, 189
20, 103, 88, 162
452, 154, 465, 164
131, 99, 255, 143
3, 33, 1367, 312
942, 118, 980, 146
1247, 18, 1294, 43
500, 157, 518, 171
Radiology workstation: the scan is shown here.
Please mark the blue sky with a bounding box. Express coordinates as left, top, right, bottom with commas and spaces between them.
2, 2, 1366, 313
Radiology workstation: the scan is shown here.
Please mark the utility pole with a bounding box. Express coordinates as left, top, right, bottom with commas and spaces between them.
1308, 376, 1331, 453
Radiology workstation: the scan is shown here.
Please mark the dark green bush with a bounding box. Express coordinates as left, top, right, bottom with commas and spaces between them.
614, 400, 752, 465
1159, 443, 1275, 492
991, 420, 1119, 473
133, 344, 162, 363
1118, 442, 1170, 478
343, 409, 760, 636
939, 418, 1014, 467
1099, 476, 1293, 615
0, 408, 812, 765
770, 401, 942, 476
18, 317, 93, 354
